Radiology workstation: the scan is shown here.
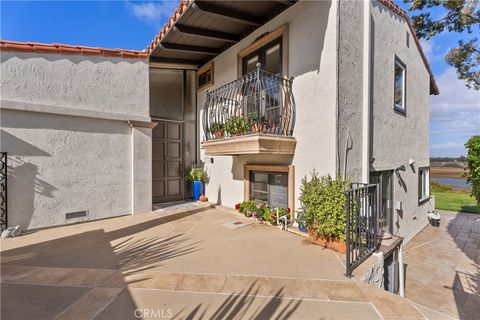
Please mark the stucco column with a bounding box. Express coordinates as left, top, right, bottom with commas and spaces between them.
128, 120, 156, 214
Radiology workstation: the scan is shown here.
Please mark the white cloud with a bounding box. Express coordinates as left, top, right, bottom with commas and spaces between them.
430, 67, 480, 136
126, 1, 179, 27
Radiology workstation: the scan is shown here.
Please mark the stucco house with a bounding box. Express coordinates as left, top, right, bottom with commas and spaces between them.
1, 0, 437, 253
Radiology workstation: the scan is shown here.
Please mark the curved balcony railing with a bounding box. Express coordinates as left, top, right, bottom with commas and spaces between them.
203, 64, 295, 141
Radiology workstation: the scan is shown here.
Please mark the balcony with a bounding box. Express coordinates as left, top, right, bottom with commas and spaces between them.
202, 65, 296, 156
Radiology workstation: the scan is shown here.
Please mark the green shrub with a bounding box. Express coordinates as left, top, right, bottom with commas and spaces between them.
239, 199, 258, 217
430, 181, 452, 192
186, 166, 206, 182
463, 135, 480, 204
299, 170, 350, 241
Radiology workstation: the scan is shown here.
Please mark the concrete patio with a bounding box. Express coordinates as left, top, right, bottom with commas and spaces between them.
1, 205, 436, 319
405, 210, 480, 320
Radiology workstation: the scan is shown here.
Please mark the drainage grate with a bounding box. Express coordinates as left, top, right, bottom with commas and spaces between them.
66, 210, 88, 220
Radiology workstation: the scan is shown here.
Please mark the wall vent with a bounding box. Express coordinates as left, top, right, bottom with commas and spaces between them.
406, 32, 410, 48
65, 210, 88, 220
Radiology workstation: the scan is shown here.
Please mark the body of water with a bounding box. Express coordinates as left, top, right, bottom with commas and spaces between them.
432, 178, 472, 191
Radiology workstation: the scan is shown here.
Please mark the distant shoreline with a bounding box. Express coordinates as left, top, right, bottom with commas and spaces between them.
431, 167, 471, 191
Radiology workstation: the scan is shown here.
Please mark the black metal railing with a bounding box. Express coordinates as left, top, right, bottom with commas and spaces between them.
203, 64, 295, 141
0, 152, 7, 232
345, 183, 379, 276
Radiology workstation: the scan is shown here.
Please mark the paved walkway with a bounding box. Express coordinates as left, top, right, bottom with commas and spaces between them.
405, 210, 480, 320
2, 205, 427, 319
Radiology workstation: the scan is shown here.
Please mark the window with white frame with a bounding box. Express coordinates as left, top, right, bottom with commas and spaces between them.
394, 57, 406, 112
419, 168, 430, 202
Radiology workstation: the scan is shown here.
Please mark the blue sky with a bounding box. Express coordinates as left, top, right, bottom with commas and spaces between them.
1, 1, 479, 157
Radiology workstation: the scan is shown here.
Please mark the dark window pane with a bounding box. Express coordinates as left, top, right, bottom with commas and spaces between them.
265, 43, 281, 75
394, 61, 405, 109
150, 69, 183, 120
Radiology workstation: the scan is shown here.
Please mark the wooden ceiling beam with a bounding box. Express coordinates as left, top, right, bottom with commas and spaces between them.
193, 1, 262, 27
174, 24, 239, 43
160, 42, 220, 55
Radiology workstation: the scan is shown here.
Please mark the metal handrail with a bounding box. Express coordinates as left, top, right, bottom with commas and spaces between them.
345, 183, 379, 276
203, 63, 295, 141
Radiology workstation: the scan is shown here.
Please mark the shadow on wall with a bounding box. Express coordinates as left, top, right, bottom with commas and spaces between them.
447, 213, 480, 320
1, 130, 56, 229
289, 0, 331, 78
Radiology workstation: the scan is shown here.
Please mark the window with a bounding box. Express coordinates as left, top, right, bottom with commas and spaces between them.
419, 168, 430, 202
242, 38, 282, 76
250, 171, 288, 209
394, 57, 406, 112
244, 164, 294, 211
197, 62, 214, 90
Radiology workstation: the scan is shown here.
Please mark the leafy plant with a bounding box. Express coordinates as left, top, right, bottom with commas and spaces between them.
430, 181, 452, 193
299, 170, 350, 241
247, 113, 270, 133
239, 199, 258, 217
463, 135, 480, 204
404, 0, 479, 89
210, 122, 224, 134
186, 166, 207, 182
224, 115, 249, 136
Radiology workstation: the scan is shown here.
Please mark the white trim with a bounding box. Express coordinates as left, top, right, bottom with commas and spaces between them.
0, 99, 151, 122
362, 0, 371, 183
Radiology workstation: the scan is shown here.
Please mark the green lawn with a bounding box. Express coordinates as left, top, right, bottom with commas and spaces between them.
432, 190, 480, 213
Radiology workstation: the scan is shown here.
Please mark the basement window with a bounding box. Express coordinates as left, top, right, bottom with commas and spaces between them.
419, 168, 430, 203
394, 56, 406, 113
250, 171, 288, 209
244, 164, 294, 211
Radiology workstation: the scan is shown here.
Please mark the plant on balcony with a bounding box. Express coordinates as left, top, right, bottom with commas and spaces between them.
247, 113, 270, 133
299, 170, 350, 253
210, 122, 224, 139
224, 115, 249, 136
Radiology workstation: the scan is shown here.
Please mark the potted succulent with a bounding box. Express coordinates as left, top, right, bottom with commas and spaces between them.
186, 166, 207, 201
224, 115, 249, 136
210, 122, 224, 139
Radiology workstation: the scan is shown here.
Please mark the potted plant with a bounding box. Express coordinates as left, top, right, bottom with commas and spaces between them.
186, 166, 207, 201
224, 115, 248, 136
210, 122, 224, 139
295, 208, 308, 233
247, 113, 270, 133
299, 170, 350, 253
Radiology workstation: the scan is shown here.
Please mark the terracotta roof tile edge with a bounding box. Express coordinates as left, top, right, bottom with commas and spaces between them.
377, 0, 439, 95
145, 0, 192, 54
0, 40, 148, 60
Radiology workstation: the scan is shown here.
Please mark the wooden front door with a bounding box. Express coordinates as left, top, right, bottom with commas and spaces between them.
152, 121, 184, 202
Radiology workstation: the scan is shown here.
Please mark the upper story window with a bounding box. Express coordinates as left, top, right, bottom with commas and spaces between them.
419, 168, 430, 203
242, 37, 282, 76
197, 62, 214, 90
394, 57, 406, 113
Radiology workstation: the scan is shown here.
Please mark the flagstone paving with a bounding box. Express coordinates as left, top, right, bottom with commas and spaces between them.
0, 204, 461, 319
405, 210, 480, 320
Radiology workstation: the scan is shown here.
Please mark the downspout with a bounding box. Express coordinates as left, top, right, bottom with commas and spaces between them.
362, 0, 371, 183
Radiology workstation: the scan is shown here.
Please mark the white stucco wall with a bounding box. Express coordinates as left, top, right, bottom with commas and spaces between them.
369, 2, 432, 242
0, 52, 150, 229
199, 0, 338, 210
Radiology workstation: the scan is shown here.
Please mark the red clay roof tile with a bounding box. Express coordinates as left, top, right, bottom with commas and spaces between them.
0, 40, 147, 60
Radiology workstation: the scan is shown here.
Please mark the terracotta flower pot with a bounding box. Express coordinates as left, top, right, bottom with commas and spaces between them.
307, 229, 347, 254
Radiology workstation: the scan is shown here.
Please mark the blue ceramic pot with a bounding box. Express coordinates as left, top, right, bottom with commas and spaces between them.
193, 180, 204, 201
